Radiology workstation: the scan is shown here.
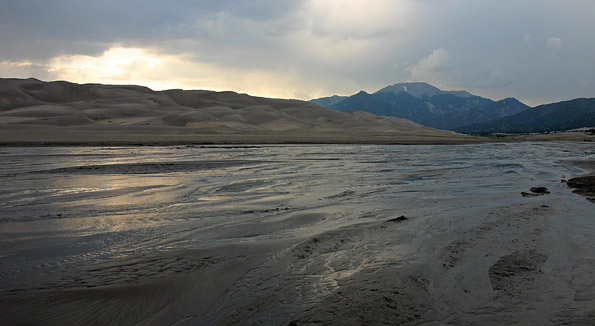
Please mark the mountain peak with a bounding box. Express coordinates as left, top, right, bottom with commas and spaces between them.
375, 82, 474, 99
376, 82, 440, 98
310, 81, 529, 130
309, 94, 348, 108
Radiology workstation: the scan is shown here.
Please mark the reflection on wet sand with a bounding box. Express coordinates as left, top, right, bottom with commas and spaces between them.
1, 143, 594, 325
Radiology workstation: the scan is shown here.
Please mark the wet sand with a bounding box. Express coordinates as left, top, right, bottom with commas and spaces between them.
1, 144, 594, 325
0, 124, 481, 146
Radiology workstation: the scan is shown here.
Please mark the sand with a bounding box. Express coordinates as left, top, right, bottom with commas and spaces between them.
0, 78, 481, 145
1, 143, 594, 325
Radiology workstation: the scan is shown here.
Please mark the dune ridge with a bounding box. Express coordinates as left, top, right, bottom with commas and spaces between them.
0, 78, 477, 145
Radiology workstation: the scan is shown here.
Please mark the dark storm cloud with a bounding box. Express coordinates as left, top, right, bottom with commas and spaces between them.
0, 0, 303, 60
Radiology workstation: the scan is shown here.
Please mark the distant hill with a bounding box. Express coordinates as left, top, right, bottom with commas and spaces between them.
453, 98, 595, 134
310, 95, 348, 108
311, 82, 529, 130
0, 78, 475, 144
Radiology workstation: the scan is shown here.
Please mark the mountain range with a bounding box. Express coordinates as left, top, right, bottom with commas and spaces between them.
454, 98, 595, 134
312, 82, 530, 130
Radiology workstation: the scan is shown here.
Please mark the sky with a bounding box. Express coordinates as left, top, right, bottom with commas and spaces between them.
1, 0, 594, 106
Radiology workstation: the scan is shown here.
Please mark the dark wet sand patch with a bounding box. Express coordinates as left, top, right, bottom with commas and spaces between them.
567, 176, 595, 203
29, 160, 263, 174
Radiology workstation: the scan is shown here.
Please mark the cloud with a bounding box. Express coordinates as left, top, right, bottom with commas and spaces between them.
1, 47, 187, 90
408, 48, 456, 86
0, 60, 54, 80
546, 36, 562, 53
408, 48, 514, 91
303, 0, 415, 40
1, 0, 594, 106
46, 48, 167, 86
0, 45, 345, 100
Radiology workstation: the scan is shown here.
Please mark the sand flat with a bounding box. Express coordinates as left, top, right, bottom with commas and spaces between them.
1, 143, 594, 325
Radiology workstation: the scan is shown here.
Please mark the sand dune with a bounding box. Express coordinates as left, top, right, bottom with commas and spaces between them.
0, 78, 478, 144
